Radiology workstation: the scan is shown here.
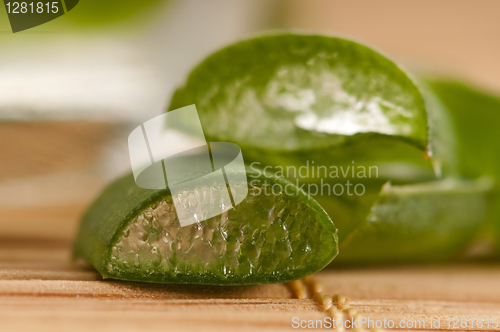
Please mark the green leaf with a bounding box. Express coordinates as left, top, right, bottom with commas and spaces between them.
168, 34, 495, 265
425, 79, 500, 250
73, 171, 338, 285
169, 32, 436, 242
170, 33, 428, 152
425, 79, 500, 179
335, 178, 492, 265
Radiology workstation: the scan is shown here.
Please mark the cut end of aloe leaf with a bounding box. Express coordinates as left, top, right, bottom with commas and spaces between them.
74, 173, 338, 285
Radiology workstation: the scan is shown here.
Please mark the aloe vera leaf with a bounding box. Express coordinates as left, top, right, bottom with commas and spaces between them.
425, 79, 500, 249
425, 80, 500, 179
335, 178, 492, 265
169, 33, 428, 152
166, 34, 495, 264
73, 170, 338, 285
168, 33, 435, 242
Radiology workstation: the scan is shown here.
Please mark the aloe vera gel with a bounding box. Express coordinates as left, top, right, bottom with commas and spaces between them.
74, 173, 337, 285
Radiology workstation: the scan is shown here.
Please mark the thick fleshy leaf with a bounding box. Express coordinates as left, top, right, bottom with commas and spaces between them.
73, 171, 338, 285
169, 33, 435, 242
425, 79, 500, 179
170, 33, 428, 152
426, 79, 500, 250
335, 178, 492, 265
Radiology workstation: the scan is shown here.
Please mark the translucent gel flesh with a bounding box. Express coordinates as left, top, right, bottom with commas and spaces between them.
109, 184, 325, 279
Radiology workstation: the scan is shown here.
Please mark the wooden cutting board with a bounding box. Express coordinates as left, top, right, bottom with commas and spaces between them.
1, 236, 500, 332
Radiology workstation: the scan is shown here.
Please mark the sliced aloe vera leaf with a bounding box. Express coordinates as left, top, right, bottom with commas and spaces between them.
73, 171, 338, 285
334, 178, 493, 265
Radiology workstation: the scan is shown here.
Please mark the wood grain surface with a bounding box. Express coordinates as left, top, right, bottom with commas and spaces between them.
1, 236, 500, 331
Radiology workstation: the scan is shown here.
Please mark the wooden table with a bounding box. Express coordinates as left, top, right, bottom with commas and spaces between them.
1, 236, 500, 331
